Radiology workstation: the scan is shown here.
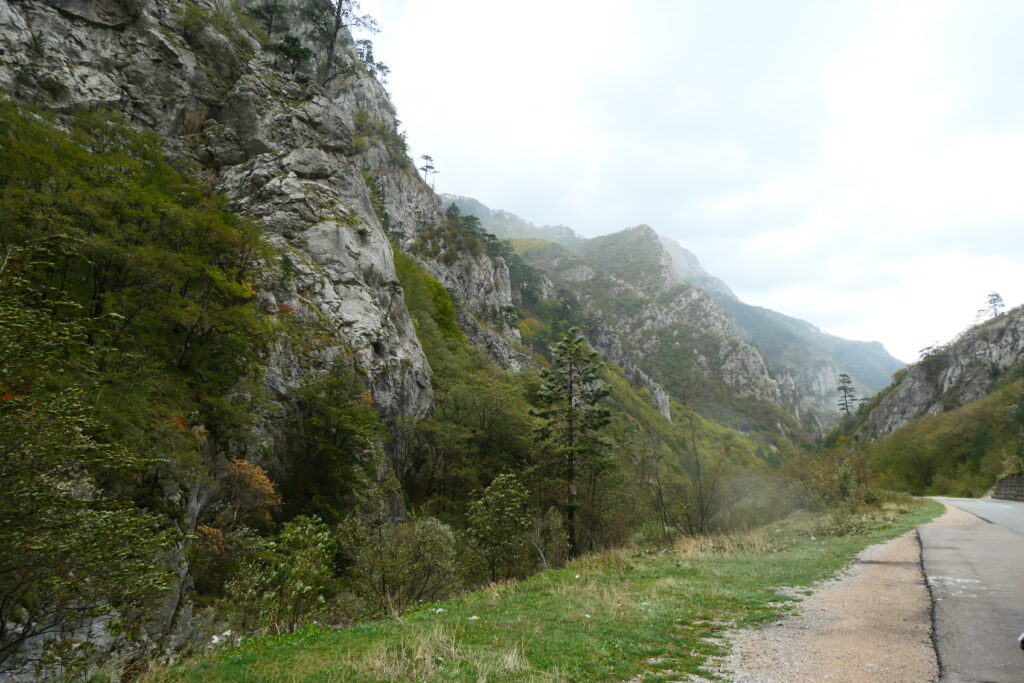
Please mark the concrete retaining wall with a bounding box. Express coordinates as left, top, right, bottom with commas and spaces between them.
993, 473, 1024, 502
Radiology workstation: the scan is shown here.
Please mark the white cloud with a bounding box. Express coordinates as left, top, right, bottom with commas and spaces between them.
363, 0, 1024, 362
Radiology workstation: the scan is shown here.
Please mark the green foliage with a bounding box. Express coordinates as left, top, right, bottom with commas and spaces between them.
392, 247, 539, 521
466, 474, 532, 582
0, 102, 280, 666
339, 469, 462, 617
361, 168, 390, 232
353, 110, 408, 168
532, 328, 613, 555
0, 103, 270, 394
300, 0, 379, 84
837, 372, 856, 415
281, 363, 386, 524
355, 38, 391, 83
271, 35, 313, 73
0, 273, 174, 673
783, 441, 877, 511
867, 378, 1024, 495
247, 0, 291, 39
167, 502, 942, 682
392, 248, 465, 351
224, 516, 336, 635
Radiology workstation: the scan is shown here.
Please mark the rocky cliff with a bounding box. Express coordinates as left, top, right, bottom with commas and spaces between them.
0, 0, 534, 436
861, 306, 1024, 439
0, 0, 540, 662
515, 236, 803, 436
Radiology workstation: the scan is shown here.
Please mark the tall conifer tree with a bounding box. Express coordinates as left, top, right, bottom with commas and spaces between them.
532, 327, 611, 556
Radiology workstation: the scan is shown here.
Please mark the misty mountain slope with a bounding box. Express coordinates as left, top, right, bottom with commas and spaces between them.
655, 234, 904, 401
711, 296, 903, 395
451, 195, 904, 423
513, 238, 806, 437
444, 194, 582, 246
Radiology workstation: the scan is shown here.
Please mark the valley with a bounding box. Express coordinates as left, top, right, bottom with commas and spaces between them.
1, 1, 1022, 681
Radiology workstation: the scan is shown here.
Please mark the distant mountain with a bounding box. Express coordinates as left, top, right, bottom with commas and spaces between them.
441, 194, 581, 245
447, 195, 905, 427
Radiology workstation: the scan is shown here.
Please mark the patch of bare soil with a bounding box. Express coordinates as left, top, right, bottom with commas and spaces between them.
707, 523, 944, 682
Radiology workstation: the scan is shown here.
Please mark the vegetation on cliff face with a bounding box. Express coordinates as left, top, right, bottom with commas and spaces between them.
866, 377, 1024, 496
0, 102, 273, 672
1, 100, 832, 675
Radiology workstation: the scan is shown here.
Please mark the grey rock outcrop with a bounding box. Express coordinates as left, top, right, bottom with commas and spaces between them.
861, 307, 1024, 439
0, 0, 541, 666
0, 0, 531, 431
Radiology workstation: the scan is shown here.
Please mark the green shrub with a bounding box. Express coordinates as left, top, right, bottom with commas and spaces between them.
466, 474, 532, 582
340, 515, 462, 617
224, 516, 336, 634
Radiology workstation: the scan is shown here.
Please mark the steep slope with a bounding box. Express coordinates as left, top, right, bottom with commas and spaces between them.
659, 235, 903, 401
450, 195, 904, 425
0, 0, 537, 430
0, 0, 534, 666
860, 306, 1024, 439
515, 237, 805, 438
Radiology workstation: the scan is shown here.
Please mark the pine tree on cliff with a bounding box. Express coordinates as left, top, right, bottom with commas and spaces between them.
837, 373, 856, 416
977, 292, 1005, 320
302, 0, 379, 84
248, 0, 291, 39
532, 328, 611, 556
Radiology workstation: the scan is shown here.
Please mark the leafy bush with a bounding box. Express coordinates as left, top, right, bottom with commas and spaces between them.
0, 273, 174, 674
341, 515, 462, 617
224, 516, 336, 634
281, 363, 385, 524
466, 474, 532, 581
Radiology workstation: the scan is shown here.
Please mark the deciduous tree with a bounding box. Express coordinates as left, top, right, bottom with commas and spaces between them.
248, 0, 290, 39
302, 0, 379, 84
467, 474, 531, 581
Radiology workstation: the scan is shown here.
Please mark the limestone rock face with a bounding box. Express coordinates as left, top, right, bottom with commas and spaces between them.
413, 250, 528, 370
0, 0, 540, 660
861, 307, 1024, 439
0, 0, 529, 430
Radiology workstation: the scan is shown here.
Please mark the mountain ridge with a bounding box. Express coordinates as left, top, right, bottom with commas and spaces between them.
445, 194, 905, 426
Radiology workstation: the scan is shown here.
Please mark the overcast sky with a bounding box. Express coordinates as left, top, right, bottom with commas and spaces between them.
360, 0, 1024, 363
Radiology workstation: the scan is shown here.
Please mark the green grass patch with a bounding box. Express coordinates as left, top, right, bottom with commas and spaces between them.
162, 500, 941, 682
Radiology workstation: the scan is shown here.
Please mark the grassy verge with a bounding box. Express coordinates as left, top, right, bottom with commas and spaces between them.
160, 499, 942, 682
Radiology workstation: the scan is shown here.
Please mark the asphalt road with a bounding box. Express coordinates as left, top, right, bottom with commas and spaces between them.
921, 498, 1024, 682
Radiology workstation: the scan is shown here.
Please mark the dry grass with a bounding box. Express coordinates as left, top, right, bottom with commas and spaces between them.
673, 528, 783, 557
344, 624, 531, 681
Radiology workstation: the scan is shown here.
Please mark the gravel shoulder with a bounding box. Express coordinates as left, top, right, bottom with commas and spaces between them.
709, 510, 957, 682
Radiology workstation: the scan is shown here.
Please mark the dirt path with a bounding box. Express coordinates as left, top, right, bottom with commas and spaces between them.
709, 509, 969, 682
